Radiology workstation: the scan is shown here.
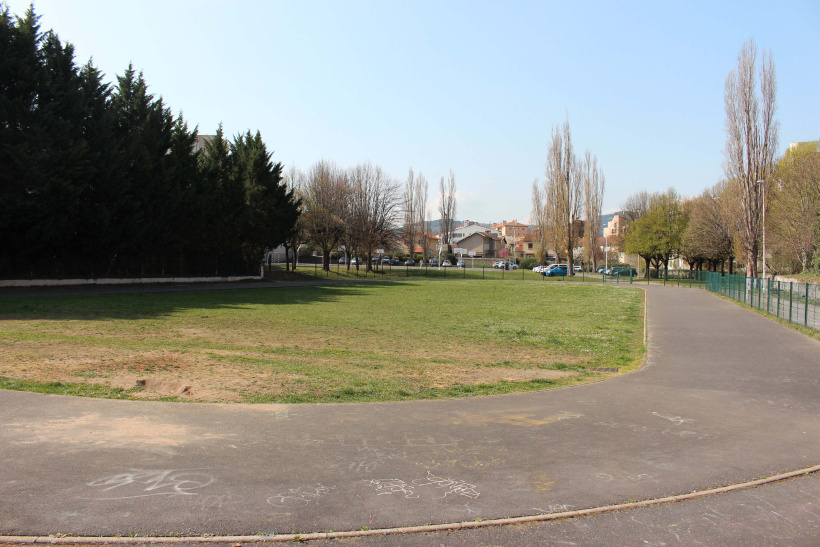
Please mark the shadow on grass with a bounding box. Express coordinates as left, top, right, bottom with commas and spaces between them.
0, 281, 396, 321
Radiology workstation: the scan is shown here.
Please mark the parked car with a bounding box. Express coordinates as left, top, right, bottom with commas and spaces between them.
532, 265, 545, 273
456, 260, 466, 268
350, 257, 360, 266
607, 267, 637, 277
429, 258, 440, 266
404, 259, 415, 266
543, 264, 568, 277
573, 265, 582, 272
338, 257, 347, 265
389, 257, 400, 266
442, 260, 453, 267
596, 267, 605, 273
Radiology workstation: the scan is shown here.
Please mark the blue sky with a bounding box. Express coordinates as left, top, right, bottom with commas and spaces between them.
6, 0, 819, 222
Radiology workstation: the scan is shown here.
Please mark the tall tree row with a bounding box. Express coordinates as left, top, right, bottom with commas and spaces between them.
532, 118, 604, 272
0, 6, 300, 278
723, 38, 778, 278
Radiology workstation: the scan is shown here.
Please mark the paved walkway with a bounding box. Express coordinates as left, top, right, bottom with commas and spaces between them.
1, 285, 819, 541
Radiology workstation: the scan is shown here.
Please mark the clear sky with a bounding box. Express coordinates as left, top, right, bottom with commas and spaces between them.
5, 0, 819, 222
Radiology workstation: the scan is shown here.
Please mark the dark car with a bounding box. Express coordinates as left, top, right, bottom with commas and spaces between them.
607, 267, 637, 277
389, 257, 400, 266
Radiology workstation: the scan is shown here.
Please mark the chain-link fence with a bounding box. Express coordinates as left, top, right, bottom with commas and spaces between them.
696, 271, 819, 331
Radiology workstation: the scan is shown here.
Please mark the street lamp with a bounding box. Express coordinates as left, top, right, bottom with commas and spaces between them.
757, 179, 766, 280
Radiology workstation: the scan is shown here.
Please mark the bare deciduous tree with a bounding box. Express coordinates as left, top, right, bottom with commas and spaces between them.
415, 174, 430, 261
545, 118, 582, 274
530, 179, 550, 264
723, 38, 779, 277
301, 160, 349, 271
681, 183, 735, 273
282, 165, 306, 271
583, 150, 605, 271
438, 170, 457, 254
348, 162, 400, 272
622, 190, 650, 224
403, 169, 418, 260
403, 169, 430, 260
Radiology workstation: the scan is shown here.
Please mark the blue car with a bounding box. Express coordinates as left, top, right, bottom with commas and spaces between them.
542, 264, 568, 277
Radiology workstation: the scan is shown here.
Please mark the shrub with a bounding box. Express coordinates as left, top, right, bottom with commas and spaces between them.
519, 258, 538, 270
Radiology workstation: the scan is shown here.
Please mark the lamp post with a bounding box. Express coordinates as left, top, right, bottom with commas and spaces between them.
757, 179, 766, 280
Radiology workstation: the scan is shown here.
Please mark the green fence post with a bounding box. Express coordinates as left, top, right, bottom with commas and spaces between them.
483, 265, 485, 280
789, 282, 793, 324
805, 283, 810, 327
767, 278, 771, 314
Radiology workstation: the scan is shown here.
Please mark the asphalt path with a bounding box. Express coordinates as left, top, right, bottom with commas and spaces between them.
1, 283, 819, 543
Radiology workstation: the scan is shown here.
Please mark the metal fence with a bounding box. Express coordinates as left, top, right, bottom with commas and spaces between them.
696, 271, 819, 331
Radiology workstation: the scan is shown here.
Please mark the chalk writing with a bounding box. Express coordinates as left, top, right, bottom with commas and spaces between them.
266, 484, 335, 508
651, 411, 694, 426
532, 504, 576, 514
86, 469, 215, 500
413, 470, 481, 499
662, 428, 716, 440
198, 494, 243, 510
417, 445, 505, 470
348, 447, 408, 473
595, 472, 656, 483
363, 479, 418, 498
363, 471, 481, 500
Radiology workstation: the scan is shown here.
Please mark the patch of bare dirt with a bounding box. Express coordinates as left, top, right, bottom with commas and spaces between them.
421, 366, 574, 389
0, 322, 583, 402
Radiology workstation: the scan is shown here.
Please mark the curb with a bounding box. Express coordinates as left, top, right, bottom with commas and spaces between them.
3, 464, 818, 545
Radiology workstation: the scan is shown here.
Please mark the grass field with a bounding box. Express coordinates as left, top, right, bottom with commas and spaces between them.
0, 280, 645, 403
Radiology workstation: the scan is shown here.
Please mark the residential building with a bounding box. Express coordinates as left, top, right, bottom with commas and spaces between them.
452, 221, 500, 241
604, 214, 625, 238
456, 231, 502, 258
194, 135, 216, 154
493, 220, 529, 240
